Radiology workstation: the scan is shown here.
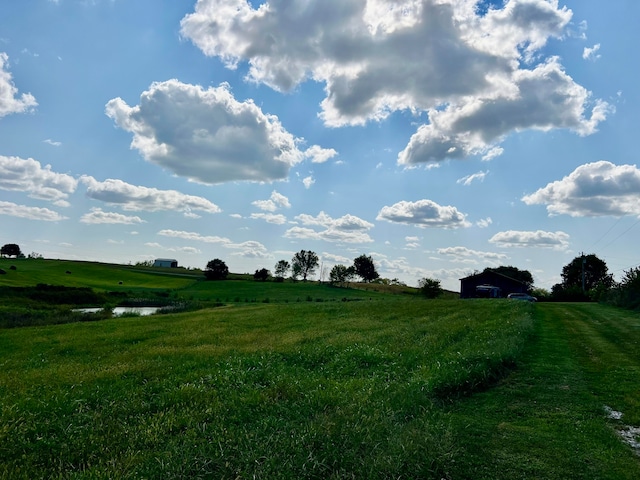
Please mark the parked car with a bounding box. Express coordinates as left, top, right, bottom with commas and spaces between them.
507, 292, 537, 302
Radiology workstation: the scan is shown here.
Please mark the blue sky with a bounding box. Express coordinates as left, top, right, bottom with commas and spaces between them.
0, 0, 638, 291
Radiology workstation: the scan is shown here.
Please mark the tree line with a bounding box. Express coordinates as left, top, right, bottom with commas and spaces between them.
204, 251, 383, 284
203, 250, 444, 297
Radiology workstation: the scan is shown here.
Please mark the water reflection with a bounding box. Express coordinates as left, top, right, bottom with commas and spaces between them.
74, 306, 162, 316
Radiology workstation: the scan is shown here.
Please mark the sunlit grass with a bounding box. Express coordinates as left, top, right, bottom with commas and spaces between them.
0, 298, 533, 479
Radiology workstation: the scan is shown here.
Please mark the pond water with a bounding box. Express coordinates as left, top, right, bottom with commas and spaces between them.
74, 306, 163, 316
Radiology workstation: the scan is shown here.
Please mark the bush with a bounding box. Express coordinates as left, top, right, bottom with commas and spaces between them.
419, 277, 443, 298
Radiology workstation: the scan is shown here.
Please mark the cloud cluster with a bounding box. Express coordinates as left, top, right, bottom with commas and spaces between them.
0, 155, 77, 206
80, 208, 146, 225
0, 53, 37, 118
181, 0, 609, 165
489, 230, 570, 249
252, 190, 291, 212
522, 161, 640, 217
0, 200, 66, 222
106, 80, 310, 184
377, 199, 470, 228
438, 246, 508, 264
81, 176, 221, 215
285, 211, 374, 243
157, 229, 269, 258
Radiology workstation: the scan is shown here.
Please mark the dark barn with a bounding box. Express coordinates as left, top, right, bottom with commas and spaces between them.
459, 270, 530, 299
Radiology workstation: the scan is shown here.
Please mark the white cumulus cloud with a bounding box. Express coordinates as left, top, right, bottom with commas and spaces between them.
489, 230, 570, 249
81, 176, 221, 215
0, 155, 78, 207
285, 211, 374, 243
80, 208, 146, 225
377, 199, 470, 228
0, 201, 66, 221
522, 161, 640, 217
181, 0, 609, 165
252, 190, 291, 212
106, 79, 308, 184
0, 53, 37, 117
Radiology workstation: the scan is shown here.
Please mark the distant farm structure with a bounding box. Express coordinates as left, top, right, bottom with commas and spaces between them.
153, 258, 178, 268
459, 270, 529, 299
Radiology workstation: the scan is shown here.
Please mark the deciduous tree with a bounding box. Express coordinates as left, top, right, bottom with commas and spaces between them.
253, 268, 270, 281
204, 258, 229, 280
291, 250, 319, 282
329, 264, 355, 287
274, 260, 290, 282
1, 244, 22, 258
353, 254, 379, 283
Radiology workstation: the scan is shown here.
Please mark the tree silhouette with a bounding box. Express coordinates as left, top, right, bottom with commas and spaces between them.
204, 258, 229, 280
0, 244, 22, 258
291, 250, 319, 282
353, 254, 379, 283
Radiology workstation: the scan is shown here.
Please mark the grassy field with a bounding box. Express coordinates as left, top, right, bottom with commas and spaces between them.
1, 260, 639, 478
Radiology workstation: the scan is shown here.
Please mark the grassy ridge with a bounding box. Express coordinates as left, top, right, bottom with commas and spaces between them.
0, 258, 200, 291
0, 298, 534, 479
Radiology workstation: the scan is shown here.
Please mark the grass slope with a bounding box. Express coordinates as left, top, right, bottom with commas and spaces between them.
0, 298, 534, 479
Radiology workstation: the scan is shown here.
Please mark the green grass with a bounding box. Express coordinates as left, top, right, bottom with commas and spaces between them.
0, 298, 535, 479
0, 258, 199, 291
1, 260, 640, 478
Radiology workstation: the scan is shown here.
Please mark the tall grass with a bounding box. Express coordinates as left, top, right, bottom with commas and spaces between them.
0, 298, 533, 479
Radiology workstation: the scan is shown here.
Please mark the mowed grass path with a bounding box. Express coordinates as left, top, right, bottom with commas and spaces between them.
448, 302, 640, 479
1, 299, 640, 479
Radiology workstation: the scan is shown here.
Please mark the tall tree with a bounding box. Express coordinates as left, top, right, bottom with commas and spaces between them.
353, 254, 379, 283
204, 258, 229, 280
291, 250, 319, 282
561, 254, 613, 292
329, 264, 355, 287
0, 244, 22, 258
274, 260, 290, 282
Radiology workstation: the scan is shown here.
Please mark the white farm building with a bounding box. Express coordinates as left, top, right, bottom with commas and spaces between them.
153, 258, 178, 268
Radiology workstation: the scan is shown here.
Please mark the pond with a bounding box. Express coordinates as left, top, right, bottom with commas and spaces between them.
74, 306, 163, 316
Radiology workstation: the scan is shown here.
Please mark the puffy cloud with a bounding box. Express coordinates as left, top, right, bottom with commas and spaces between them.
437, 246, 508, 264
0, 156, 78, 207
398, 58, 612, 165
304, 145, 338, 164
476, 217, 493, 228
296, 211, 374, 231
0, 201, 67, 221
489, 230, 570, 249
377, 199, 470, 228
226, 240, 270, 258
181, 0, 608, 164
0, 53, 37, 117
250, 212, 287, 224
81, 176, 221, 214
105, 79, 306, 184
583, 44, 601, 61
252, 190, 290, 211
80, 208, 146, 225
43, 139, 62, 147
302, 176, 315, 189
285, 211, 374, 243
522, 161, 640, 217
